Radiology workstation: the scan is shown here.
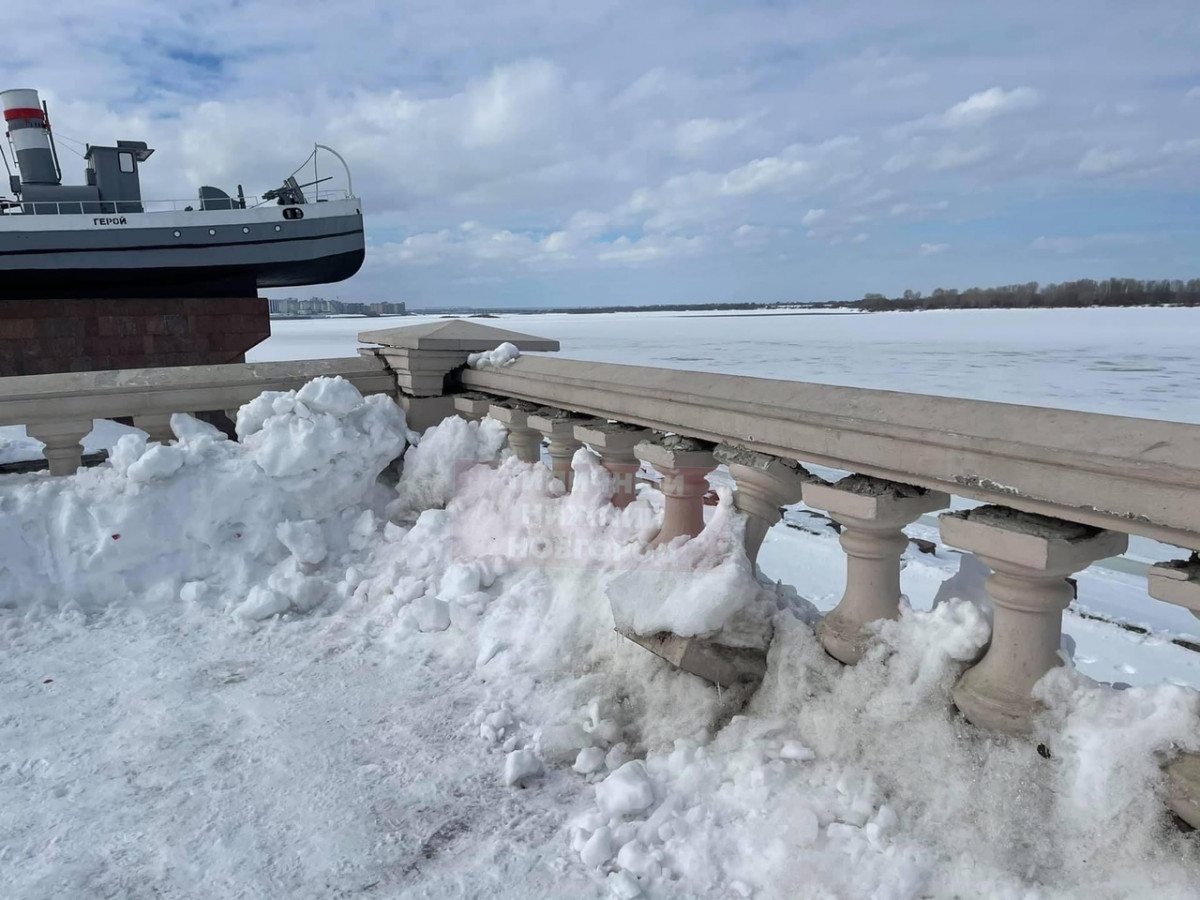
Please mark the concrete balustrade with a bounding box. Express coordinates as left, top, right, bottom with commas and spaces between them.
487, 402, 544, 464
715, 444, 813, 566
0, 356, 396, 474
574, 421, 652, 508
7, 318, 1200, 827
940, 507, 1127, 735
804, 476, 951, 664
634, 437, 717, 548
527, 409, 588, 490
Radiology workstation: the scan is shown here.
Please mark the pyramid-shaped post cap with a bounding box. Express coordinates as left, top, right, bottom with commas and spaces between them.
358, 319, 560, 352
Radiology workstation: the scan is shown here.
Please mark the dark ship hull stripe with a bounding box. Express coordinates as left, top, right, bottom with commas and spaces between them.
1, 249, 366, 299
0, 227, 364, 258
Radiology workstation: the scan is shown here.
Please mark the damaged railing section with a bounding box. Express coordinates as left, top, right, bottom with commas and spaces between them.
360, 320, 1200, 829
0, 356, 395, 475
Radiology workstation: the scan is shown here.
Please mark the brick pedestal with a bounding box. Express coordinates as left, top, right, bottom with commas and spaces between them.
0, 297, 271, 376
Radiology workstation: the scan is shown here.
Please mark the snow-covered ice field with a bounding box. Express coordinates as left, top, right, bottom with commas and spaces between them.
3, 309, 1200, 898
254, 307, 1200, 423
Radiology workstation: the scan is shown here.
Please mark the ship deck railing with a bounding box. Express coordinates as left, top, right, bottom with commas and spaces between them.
0, 188, 356, 217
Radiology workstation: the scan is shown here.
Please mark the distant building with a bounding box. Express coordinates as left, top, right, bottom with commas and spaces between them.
268, 296, 405, 317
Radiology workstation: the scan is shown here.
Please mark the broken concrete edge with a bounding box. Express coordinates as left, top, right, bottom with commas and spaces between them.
947, 504, 1100, 541
714, 442, 809, 475
833, 473, 928, 499
615, 625, 768, 689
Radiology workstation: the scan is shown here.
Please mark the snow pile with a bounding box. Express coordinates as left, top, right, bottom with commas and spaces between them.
389, 413, 509, 520
467, 341, 520, 368
563, 603, 1200, 898
606, 488, 773, 648
353, 443, 785, 763
0, 376, 408, 619
4, 399, 1200, 898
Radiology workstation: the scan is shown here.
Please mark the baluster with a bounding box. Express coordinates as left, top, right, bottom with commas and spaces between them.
634, 437, 716, 547
715, 445, 812, 566
574, 422, 651, 508
487, 402, 543, 464
803, 476, 949, 664
939, 506, 1126, 735
527, 410, 587, 491
26, 419, 92, 476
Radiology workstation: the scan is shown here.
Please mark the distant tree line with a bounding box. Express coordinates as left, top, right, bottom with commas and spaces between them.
557, 301, 793, 315
835, 278, 1200, 312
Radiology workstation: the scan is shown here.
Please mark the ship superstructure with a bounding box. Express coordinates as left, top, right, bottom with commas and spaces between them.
0, 88, 365, 299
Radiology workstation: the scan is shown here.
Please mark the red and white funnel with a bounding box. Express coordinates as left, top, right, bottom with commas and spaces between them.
2, 88, 60, 185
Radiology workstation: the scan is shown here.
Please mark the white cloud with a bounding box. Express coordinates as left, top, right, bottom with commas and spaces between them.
930, 143, 993, 170
801, 208, 827, 226
674, 117, 748, 158
596, 234, 706, 263
851, 232, 869, 243
1077, 147, 1137, 175
1030, 233, 1151, 254
941, 87, 1041, 128
919, 242, 949, 256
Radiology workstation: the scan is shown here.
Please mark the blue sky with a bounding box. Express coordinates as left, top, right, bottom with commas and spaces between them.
7, 0, 1199, 307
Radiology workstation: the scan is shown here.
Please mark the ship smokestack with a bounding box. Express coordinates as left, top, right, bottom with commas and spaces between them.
1, 88, 60, 186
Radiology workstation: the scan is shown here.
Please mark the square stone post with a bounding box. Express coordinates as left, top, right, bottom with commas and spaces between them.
574, 422, 652, 508
488, 402, 544, 464
715, 445, 813, 566
803, 476, 949, 664
527, 409, 588, 490
634, 437, 716, 548
1148, 556, 1200, 829
358, 320, 559, 432
26, 419, 92, 476
452, 393, 495, 422
939, 506, 1127, 735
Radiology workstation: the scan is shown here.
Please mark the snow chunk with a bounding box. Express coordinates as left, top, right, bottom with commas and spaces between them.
295, 376, 365, 416
580, 825, 614, 868
391, 415, 508, 519
503, 748, 543, 786
415, 595, 452, 633
596, 761, 656, 820
574, 747, 607, 775
276, 520, 327, 566
467, 342, 520, 369
126, 443, 185, 483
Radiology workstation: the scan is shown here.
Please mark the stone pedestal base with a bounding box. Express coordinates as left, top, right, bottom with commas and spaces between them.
0, 297, 270, 376
616, 626, 767, 689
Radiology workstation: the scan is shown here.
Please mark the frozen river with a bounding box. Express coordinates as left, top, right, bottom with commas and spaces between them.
252, 307, 1200, 424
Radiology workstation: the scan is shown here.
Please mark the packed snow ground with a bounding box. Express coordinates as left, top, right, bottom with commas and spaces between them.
3, 378, 1200, 899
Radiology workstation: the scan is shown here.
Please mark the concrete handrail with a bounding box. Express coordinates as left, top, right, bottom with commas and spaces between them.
0, 356, 394, 427
461, 355, 1200, 550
